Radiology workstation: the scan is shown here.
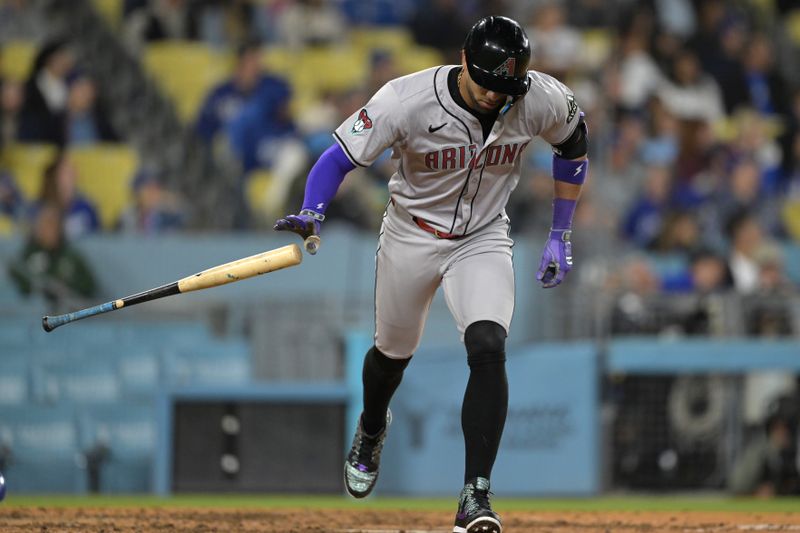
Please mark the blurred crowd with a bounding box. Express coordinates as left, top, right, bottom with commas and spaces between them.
0, 0, 799, 319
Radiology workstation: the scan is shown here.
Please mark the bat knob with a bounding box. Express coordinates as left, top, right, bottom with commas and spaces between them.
304, 235, 320, 255
42, 316, 54, 332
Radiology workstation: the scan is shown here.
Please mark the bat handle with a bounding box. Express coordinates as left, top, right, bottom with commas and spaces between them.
42, 315, 56, 332
304, 235, 321, 255
42, 300, 118, 332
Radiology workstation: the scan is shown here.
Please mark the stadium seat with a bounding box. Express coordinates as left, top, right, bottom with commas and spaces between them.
244, 169, 275, 222
32, 355, 121, 405
0, 405, 87, 493
115, 345, 162, 399
262, 46, 367, 116
580, 29, 613, 70
37, 322, 120, 347
788, 10, 800, 45
0, 40, 36, 82
297, 47, 368, 94
0, 356, 29, 405
783, 241, 800, 285
163, 338, 252, 386
143, 41, 233, 122
0, 318, 36, 345
91, 0, 123, 29
0, 143, 58, 200
395, 46, 444, 75
68, 143, 138, 229
349, 26, 413, 55
76, 404, 155, 493
113, 320, 213, 348
0, 214, 15, 236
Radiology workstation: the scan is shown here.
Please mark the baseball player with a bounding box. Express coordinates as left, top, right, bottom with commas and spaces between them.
275, 15, 588, 533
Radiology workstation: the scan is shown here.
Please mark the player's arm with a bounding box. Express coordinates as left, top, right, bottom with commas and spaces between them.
273, 143, 356, 248
275, 83, 405, 251
537, 114, 589, 288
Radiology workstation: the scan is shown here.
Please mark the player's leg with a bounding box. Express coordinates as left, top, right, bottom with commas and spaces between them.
442, 225, 513, 533
344, 344, 408, 499
449, 320, 507, 533
345, 204, 442, 498
462, 320, 508, 483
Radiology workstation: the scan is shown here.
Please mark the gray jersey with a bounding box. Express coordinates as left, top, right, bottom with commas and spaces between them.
334, 65, 582, 236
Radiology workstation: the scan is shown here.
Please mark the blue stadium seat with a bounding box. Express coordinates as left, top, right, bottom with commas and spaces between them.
115, 345, 162, 400
113, 321, 213, 348
163, 338, 252, 386
783, 243, 800, 285
0, 405, 86, 493
36, 322, 121, 346
31, 356, 121, 405
76, 404, 155, 493
0, 319, 36, 345
0, 356, 29, 405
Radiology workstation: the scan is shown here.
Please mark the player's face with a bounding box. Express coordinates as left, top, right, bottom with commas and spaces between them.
469, 81, 507, 112
460, 57, 508, 114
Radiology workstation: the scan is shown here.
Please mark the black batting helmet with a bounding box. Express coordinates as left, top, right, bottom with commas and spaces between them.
463, 16, 531, 96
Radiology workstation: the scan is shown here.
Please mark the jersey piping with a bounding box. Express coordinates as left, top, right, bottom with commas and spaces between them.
333, 131, 368, 167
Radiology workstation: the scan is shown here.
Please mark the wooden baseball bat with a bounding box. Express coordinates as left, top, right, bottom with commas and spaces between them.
42, 243, 304, 332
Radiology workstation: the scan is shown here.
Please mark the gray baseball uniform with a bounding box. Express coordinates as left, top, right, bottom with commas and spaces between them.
334, 65, 582, 358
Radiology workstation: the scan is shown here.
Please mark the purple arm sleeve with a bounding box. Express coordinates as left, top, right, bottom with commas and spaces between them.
301, 143, 356, 215
552, 198, 577, 230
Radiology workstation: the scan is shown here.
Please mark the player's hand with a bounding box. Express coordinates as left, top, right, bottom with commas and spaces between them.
536, 229, 572, 288
274, 213, 319, 237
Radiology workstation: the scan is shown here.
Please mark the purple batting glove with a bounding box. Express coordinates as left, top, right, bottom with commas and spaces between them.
273, 210, 322, 241
536, 229, 573, 288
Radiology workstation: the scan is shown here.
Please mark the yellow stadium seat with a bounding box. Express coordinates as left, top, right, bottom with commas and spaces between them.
787, 10, 800, 45
262, 46, 367, 119
91, 0, 123, 29
245, 169, 275, 223
395, 46, 444, 75
0, 143, 58, 200
783, 200, 800, 243
350, 27, 413, 55
0, 214, 15, 236
68, 144, 138, 229
1, 40, 37, 82
295, 47, 368, 94
261, 46, 295, 76
143, 41, 233, 122
580, 29, 613, 70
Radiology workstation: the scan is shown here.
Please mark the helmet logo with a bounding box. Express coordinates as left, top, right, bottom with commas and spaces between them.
493, 57, 516, 77
351, 108, 373, 135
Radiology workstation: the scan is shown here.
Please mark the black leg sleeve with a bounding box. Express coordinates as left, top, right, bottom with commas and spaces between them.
462, 320, 508, 483
361, 346, 410, 435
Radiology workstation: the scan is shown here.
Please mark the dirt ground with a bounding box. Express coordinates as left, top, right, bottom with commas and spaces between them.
1, 508, 800, 532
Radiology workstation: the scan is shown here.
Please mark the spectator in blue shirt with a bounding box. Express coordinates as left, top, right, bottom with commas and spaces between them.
622, 165, 672, 248
195, 40, 293, 147
34, 151, 100, 238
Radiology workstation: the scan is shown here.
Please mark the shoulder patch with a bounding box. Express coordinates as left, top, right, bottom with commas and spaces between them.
566, 93, 578, 124
351, 108, 373, 135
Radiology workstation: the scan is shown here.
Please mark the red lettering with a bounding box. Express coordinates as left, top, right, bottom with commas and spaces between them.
458, 145, 466, 168
470, 149, 486, 169
442, 148, 456, 169
486, 146, 502, 166
500, 143, 519, 165
517, 141, 530, 159
425, 151, 439, 170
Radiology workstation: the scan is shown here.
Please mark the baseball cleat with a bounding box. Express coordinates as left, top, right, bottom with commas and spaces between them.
452, 477, 502, 533
343, 409, 391, 498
